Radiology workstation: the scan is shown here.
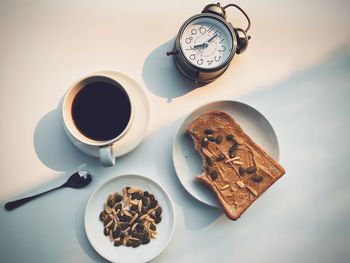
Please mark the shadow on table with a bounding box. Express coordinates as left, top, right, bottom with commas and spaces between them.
142, 37, 205, 102
33, 98, 99, 172
140, 119, 223, 230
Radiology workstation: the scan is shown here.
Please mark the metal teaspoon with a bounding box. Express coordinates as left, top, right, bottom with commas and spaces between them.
4, 170, 92, 211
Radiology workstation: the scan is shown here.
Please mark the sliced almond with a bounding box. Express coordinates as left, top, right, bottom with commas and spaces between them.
129, 213, 138, 225
131, 222, 138, 231
138, 200, 143, 213
146, 216, 155, 222
111, 208, 117, 215
124, 226, 130, 233
129, 200, 139, 206
104, 204, 112, 214
236, 181, 245, 189
114, 237, 121, 242
140, 214, 148, 220
122, 209, 132, 217
225, 156, 240, 163
233, 161, 243, 165
220, 184, 230, 190
105, 220, 113, 228
246, 185, 258, 197
147, 208, 155, 214
122, 236, 128, 246
109, 230, 114, 242
202, 147, 214, 157
127, 187, 142, 194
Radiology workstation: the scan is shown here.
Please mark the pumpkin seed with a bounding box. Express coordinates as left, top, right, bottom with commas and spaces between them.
216, 154, 225, 161
210, 170, 218, 180
206, 156, 212, 166
246, 166, 257, 174
239, 166, 245, 176
252, 175, 263, 183
104, 204, 112, 214
204, 128, 214, 135
220, 184, 230, 190
225, 156, 240, 163
207, 135, 216, 142
226, 134, 234, 141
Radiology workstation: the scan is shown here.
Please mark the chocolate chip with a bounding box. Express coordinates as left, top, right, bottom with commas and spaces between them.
131, 193, 140, 200
99, 211, 106, 221
112, 230, 120, 238
142, 196, 149, 206
141, 237, 150, 244
107, 200, 113, 207
132, 240, 141, 248
104, 228, 109, 236
149, 200, 158, 209
155, 216, 162, 224
149, 194, 155, 202
155, 207, 162, 217
143, 191, 150, 197
103, 217, 111, 226
150, 224, 156, 231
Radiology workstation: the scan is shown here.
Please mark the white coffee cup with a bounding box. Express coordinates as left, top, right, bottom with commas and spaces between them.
62, 72, 135, 166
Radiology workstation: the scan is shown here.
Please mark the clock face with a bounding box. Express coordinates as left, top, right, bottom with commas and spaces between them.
180, 16, 234, 70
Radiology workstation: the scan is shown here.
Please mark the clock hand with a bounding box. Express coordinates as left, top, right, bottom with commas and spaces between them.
193, 33, 218, 49
207, 33, 218, 43
193, 43, 206, 49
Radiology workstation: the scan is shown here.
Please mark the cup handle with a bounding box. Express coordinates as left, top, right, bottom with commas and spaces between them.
99, 145, 115, 166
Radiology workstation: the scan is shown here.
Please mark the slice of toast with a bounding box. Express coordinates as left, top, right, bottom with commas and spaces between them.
186, 111, 285, 220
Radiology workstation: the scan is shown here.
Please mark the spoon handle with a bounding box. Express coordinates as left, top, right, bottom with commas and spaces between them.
4, 185, 63, 211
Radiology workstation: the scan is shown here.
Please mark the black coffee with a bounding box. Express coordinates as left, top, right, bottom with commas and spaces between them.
71, 80, 131, 141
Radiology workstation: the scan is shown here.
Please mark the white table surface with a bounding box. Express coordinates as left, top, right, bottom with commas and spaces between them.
1, 0, 350, 262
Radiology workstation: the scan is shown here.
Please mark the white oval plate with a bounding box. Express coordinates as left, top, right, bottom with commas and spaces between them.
173, 100, 280, 208
84, 174, 175, 263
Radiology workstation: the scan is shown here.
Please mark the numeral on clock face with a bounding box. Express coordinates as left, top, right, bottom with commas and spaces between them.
181, 17, 233, 69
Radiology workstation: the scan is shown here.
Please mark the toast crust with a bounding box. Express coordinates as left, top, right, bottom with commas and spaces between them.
186, 111, 285, 220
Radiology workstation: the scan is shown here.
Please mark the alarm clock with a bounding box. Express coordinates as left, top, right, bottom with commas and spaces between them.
167, 3, 251, 83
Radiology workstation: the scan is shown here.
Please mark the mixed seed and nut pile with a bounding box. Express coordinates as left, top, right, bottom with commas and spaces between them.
99, 187, 162, 248
201, 128, 263, 197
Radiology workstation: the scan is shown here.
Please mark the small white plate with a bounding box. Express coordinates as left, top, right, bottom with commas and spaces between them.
173, 100, 280, 208
84, 174, 175, 263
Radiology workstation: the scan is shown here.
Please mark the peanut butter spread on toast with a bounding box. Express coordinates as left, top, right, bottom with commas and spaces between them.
186, 111, 285, 220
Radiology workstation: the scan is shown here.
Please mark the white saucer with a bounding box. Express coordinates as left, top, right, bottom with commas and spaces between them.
84, 174, 175, 263
105, 71, 150, 157
172, 100, 280, 208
